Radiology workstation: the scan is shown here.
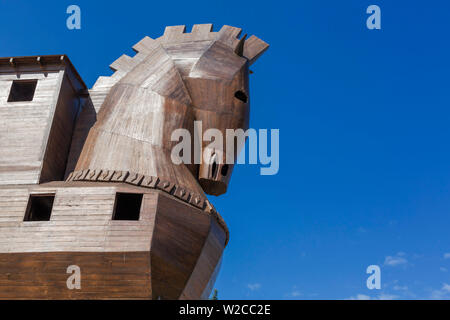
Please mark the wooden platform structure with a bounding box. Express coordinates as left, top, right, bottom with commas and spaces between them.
0, 24, 268, 299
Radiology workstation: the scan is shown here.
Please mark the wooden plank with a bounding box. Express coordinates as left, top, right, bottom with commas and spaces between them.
0, 185, 157, 253
0, 251, 151, 299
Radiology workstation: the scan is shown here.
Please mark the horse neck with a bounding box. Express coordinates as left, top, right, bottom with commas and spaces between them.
74, 73, 203, 196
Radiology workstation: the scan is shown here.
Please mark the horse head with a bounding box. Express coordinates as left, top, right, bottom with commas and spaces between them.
182, 25, 268, 195
74, 24, 268, 198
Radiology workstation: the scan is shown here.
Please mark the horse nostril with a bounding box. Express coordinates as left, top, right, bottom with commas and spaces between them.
211, 159, 218, 178
221, 164, 229, 176
234, 90, 248, 103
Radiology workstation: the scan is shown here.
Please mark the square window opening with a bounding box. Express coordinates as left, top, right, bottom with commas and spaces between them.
113, 193, 143, 220
24, 194, 55, 221
8, 80, 38, 102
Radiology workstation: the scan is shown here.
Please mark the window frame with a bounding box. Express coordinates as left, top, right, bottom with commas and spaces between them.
112, 192, 143, 221
7, 79, 38, 103
23, 193, 56, 222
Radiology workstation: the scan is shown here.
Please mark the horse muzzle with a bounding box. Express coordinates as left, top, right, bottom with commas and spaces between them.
198, 148, 232, 196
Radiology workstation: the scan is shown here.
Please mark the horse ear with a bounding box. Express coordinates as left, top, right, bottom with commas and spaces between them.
234, 34, 247, 57
243, 35, 269, 65
190, 41, 247, 80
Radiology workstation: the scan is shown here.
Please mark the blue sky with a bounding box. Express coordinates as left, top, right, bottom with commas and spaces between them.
1, 0, 450, 300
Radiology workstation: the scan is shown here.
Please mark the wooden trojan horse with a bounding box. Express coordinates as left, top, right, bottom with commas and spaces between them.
0, 24, 268, 299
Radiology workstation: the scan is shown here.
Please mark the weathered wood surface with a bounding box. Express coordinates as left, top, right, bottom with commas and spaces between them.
0, 69, 62, 185
0, 251, 151, 299
75, 24, 268, 196
64, 99, 97, 179
0, 184, 157, 252
40, 73, 81, 183
0, 56, 86, 186
0, 184, 226, 299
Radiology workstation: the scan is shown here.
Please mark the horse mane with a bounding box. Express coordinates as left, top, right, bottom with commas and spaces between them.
89, 24, 268, 111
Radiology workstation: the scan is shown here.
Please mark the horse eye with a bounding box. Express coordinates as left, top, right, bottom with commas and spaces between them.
234, 90, 248, 103
221, 164, 229, 176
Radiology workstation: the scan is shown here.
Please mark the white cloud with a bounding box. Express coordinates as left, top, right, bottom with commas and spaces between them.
290, 290, 302, 297
430, 290, 444, 299
285, 285, 303, 298
378, 294, 398, 300
430, 283, 450, 299
247, 283, 261, 291
440, 267, 448, 272
384, 253, 408, 267
348, 294, 371, 300
444, 253, 450, 259
393, 285, 408, 291
347, 293, 397, 300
